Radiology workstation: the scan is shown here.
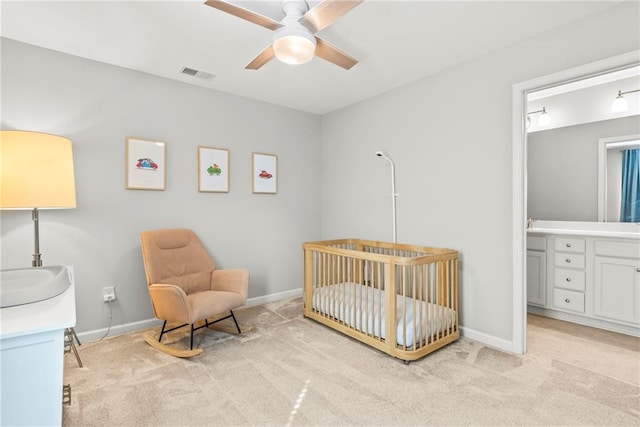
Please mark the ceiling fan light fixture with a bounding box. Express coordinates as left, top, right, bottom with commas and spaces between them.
273, 24, 316, 65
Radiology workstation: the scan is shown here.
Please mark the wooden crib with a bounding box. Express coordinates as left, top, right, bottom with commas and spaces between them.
303, 239, 459, 362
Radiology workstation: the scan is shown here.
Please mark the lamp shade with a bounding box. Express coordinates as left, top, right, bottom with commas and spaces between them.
0, 130, 76, 209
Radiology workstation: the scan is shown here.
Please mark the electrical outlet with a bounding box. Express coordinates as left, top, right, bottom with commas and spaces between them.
103, 286, 116, 303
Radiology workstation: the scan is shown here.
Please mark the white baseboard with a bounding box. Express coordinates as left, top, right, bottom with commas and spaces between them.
528, 305, 640, 337
244, 288, 302, 307
459, 326, 514, 353
76, 288, 304, 343
77, 318, 163, 343
80, 289, 522, 354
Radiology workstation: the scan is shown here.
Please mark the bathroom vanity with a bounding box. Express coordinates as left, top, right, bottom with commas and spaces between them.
0, 266, 76, 426
527, 221, 639, 336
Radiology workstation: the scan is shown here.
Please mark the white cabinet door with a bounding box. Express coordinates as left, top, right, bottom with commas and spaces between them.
527, 250, 546, 306
594, 256, 640, 325
1, 330, 65, 426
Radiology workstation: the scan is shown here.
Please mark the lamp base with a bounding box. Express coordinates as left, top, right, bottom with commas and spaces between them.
32, 208, 42, 267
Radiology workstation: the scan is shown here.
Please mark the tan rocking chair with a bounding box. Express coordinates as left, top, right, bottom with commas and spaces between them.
140, 228, 248, 357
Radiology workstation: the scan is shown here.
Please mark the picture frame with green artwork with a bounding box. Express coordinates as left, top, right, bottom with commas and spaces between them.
198, 146, 229, 193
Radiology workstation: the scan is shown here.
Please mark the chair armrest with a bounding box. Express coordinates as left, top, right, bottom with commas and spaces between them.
210, 269, 249, 301
148, 284, 193, 324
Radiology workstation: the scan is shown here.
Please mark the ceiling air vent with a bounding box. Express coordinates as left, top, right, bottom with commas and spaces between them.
179, 66, 215, 81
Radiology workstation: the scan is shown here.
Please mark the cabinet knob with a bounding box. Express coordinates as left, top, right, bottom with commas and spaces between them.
566, 243, 571, 248
565, 259, 571, 264
566, 277, 571, 282
564, 298, 571, 303
636, 268, 640, 273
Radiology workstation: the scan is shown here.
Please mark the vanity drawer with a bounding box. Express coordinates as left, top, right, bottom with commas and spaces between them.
554, 253, 585, 269
553, 289, 585, 313
553, 268, 586, 292
527, 236, 547, 251
554, 237, 586, 254
594, 240, 640, 259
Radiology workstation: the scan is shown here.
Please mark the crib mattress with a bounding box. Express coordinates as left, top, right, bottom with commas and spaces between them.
312, 282, 456, 347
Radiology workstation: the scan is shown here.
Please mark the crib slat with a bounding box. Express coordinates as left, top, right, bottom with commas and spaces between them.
385, 264, 396, 352
444, 259, 450, 336
328, 252, 333, 321
418, 264, 424, 348
432, 264, 436, 344
338, 254, 343, 323
436, 261, 446, 339
364, 261, 370, 337
351, 256, 356, 329
377, 261, 382, 342
411, 265, 416, 350
453, 258, 459, 331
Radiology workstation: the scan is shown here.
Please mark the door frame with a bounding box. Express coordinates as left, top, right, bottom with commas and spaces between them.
511, 50, 640, 354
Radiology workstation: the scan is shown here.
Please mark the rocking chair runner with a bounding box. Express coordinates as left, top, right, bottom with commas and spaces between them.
140, 229, 249, 354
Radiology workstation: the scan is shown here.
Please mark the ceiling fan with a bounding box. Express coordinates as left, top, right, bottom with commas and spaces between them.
204, 0, 363, 70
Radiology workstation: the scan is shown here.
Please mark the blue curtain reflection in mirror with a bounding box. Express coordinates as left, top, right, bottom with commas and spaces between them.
620, 148, 640, 222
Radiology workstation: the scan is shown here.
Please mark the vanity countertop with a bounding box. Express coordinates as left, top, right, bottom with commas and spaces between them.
528, 220, 640, 239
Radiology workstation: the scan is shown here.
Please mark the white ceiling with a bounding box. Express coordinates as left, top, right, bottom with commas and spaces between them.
0, 1, 623, 115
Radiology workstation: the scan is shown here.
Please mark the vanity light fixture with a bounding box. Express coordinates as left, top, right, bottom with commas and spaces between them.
527, 107, 551, 128
611, 89, 640, 113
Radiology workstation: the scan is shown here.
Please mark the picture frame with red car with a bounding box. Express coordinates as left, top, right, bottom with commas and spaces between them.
252, 152, 277, 194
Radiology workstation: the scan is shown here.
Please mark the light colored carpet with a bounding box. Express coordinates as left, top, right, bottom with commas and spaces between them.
63, 297, 640, 426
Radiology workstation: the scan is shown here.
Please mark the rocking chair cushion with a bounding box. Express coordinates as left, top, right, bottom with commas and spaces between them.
141, 229, 216, 295
187, 290, 246, 321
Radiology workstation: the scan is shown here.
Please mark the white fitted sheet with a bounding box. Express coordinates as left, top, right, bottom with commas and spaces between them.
312, 282, 456, 347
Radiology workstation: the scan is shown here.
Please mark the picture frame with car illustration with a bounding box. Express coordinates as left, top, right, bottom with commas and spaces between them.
252, 152, 277, 194
198, 146, 229, 193
126, 137, 166, 190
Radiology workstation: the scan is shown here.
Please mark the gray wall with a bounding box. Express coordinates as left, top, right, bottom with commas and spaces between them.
1, 39, 322, 334
320, 2, 640, 344
528, 116, 640, 221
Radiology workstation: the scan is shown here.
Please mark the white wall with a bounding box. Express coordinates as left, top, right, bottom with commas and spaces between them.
1, 39, 322, 334
528, 115, 640, 221
321, 2, 640, 346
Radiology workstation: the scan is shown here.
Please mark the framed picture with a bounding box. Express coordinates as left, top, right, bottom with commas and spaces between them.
198, 146, 229, 193
252, 152, 277, 194
126, 137, 166, 190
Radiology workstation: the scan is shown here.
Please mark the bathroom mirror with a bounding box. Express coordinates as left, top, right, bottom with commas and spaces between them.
527, 65, 640, 222
598, 134, 640, 222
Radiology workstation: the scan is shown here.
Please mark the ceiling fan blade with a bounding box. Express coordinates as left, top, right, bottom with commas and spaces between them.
245, 45, 276, 70
300, 0, 363, 33
204, 0, 281, 31
314, 37, 358, 70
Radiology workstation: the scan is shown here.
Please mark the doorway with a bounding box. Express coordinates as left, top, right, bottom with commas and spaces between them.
511, 50, 640, 354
